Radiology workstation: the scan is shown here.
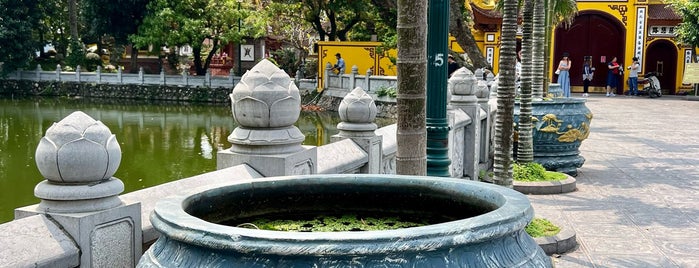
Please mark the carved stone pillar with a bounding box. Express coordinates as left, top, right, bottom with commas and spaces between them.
217, 59, 317, 176
16, 111, 142, 268
331, 87, 382, 174
449, 68, 480, 179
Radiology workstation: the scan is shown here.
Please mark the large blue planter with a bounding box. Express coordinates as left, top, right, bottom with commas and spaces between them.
515, 98, 593, 176
138, 174, 551, 267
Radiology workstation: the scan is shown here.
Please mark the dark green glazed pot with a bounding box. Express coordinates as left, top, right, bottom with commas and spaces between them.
515, 98, 593, 176
138, 174, 551, 267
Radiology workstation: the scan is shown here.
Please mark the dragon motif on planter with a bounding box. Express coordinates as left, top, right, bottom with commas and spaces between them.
537, 113, 593, 143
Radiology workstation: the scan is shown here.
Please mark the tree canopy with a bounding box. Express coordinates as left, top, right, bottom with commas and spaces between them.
0, 0, 42, 75
130, 0, 267, 75
669, 0, 699, 61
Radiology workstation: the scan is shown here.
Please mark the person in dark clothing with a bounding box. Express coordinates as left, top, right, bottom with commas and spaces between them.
582, 56, 594, 97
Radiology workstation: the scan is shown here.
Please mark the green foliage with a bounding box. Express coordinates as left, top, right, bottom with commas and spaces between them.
241, 214, 429, 232
525, 218, 560, 237
300, 0, 375, 41
271, 48, 298, 76
65, 40, 87, 70
669, 0, 699, 55
131, 0, 267, 74
479, 170, 494, 181
82, 0, 148, 45
84, 52, 102, 71
0, 0, 42, 75
304, 58, 319, 78
513, 162, 567, 182
376, 86, 397, 98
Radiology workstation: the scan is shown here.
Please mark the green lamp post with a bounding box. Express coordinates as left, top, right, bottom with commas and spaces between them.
426, 0, 451, 177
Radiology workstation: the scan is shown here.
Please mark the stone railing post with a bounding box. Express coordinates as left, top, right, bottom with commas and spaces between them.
324, 62, 333, 91
449, 68, 480, 179
138, 67, 144, 85
229, 69, 235, 85
205, 68, 212, 87
56, 64, 62, 81
160, 67, 166, 85
76, 65, 81, 82
350, 65, 359, 89
35, 64, 42, 81
476, 79, 493, 170
331, 87, 382, 174
217, 59, 317, 176
117, 66, 123, 83
182, 69, 189, 86
15, 111, 142, 267
474, 68, 484, 81
365, 68, 372, 92
96, 66, 102, 83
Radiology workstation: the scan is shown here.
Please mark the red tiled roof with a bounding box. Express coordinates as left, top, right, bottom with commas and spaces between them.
648, 4, 682, 21
471, 4, 502, 20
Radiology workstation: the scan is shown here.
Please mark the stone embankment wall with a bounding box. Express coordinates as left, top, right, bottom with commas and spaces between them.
0, 79, 232, 103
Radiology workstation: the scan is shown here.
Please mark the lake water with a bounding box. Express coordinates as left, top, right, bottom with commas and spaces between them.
0, 97, 392, 223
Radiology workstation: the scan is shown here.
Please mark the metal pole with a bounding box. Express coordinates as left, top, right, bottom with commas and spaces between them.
237, 1, 242, 76
426, 0, 451, 177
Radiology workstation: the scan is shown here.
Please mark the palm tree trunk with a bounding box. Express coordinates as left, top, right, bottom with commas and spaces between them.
543, 0, 555, 95
518, 0, 535, 163
396, 0, 427, 175
493, 0, 518, 186
69, 0, 79, 40
532, 0, 545, 99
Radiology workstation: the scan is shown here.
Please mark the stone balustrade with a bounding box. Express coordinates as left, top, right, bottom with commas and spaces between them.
0, 60, 497, 267
1, 64, 317, 103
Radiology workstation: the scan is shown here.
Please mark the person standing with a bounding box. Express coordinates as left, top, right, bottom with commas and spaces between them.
606, 57, 620, 97
627, 57, 640, 96
333, 53, 346, 74
582, 56, 594, 97
557, 52, 572, 97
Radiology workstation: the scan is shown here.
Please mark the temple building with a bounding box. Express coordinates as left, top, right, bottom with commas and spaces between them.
471, 0, 692, 95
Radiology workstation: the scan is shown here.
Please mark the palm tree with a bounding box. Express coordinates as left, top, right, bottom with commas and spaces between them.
518, 0, 535, 164
493, 0, 519, 186
532, 0, 546, 99
396, 0, 427, 175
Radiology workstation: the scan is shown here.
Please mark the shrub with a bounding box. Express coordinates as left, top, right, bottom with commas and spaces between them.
513, 162, 567, 182
525, 218, 561, 237
376, 86, 396, 98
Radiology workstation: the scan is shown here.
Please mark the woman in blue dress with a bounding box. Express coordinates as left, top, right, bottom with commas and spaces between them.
556, 52, 572, 97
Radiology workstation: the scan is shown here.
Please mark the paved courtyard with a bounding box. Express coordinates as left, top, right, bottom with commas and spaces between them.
528, 94, 699, 267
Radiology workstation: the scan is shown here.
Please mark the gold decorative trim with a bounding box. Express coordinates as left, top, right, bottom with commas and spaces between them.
609, 5, 628, 26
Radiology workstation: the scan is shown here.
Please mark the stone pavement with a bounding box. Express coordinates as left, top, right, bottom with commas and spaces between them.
528, 94, 699, 267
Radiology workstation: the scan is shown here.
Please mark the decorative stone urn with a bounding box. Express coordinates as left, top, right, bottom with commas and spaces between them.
515, 98, 593, 176
138, 175, 551, 267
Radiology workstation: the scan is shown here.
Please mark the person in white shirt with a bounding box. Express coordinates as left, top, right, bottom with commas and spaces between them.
627, 57, 640, 96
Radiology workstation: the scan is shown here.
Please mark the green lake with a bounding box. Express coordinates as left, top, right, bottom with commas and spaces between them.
0, 97, 392, 224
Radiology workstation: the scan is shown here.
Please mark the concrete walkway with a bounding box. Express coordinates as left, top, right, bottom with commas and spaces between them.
528, 94, 699, 267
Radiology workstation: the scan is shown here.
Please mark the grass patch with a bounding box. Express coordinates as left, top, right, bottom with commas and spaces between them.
514, 162, 567, 182
525, 218, 561, 237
